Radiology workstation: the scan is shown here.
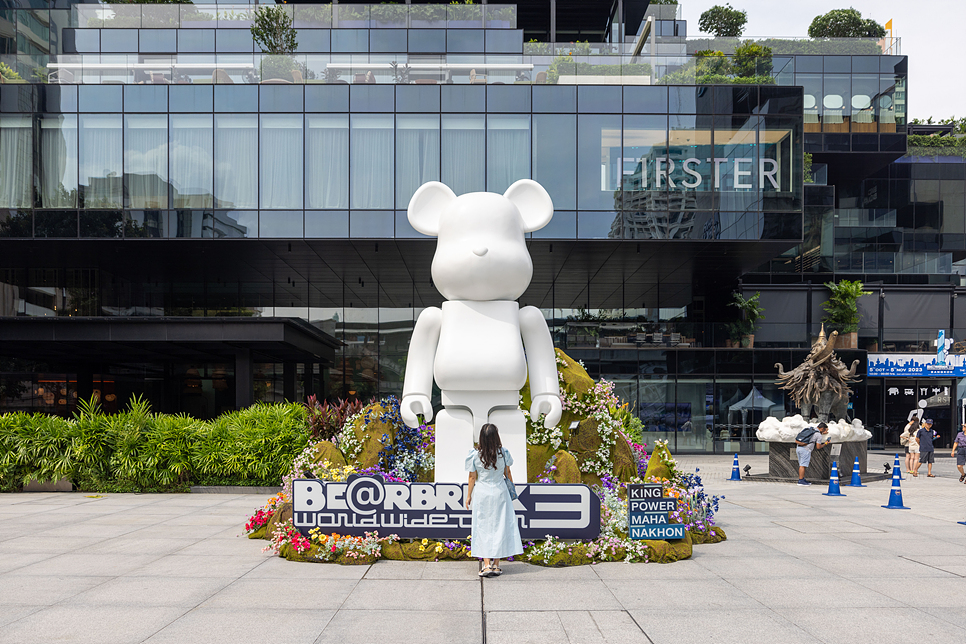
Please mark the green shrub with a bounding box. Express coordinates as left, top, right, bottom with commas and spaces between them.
0, 397, 309, 492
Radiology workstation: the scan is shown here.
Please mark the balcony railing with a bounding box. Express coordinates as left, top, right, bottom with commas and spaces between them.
71, 3, 517, 30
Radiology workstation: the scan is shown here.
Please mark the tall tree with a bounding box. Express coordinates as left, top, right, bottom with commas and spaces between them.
808, 8, 886, 38
250, 6, 298, 55
698, 4, 747, 38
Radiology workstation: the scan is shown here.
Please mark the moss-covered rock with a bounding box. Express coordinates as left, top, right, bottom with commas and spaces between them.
527, 443, 555, 483
381, 540, 472, 561
692, 526, 727, 544
552, 450, 581, 484
643, 442, 673, 481
308, 440, 346, 470
645, 530, 693, 563
265, 501, 292, 535
347, 400, 398, 468
247, 525, 268, 540
555, 349, 594, 396
611, 429, 636, 481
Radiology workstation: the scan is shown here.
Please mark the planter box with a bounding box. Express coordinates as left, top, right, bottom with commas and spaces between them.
23, 478, 73, 492
767, 441, 867, 480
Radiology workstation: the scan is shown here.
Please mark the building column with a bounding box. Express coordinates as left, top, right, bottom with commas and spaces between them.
303, 362, 315, 399
235, 349, 253, 409
283, 361, 297, 402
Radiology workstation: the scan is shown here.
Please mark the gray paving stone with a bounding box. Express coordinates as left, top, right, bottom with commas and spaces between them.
852, 576, 966, 606
74, 537, 199, 556
0, 552, 49, 574
0, 535, 106, 554
693, 555, 837, 579
124, 554, 263, 579
8, 553, 162, 577
201, 578, 360, 610
316, 609, 480, 644
592, 559, 720, 580
772, 607, 966, 644
0, 574, 108, 605
604, 578, 761, 610
0, 605, 186, 644
143, 608, 334, 644
341, 579, 481, 611
364, 559, 481, 580
243, 556, 370, 580
726, 576, 903, 609
630, 608, 824, 644
484, 580, 622, 611
0, 605, 41, 628
62, 575, 235, 608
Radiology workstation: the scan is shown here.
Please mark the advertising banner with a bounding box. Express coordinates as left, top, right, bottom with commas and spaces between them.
627, 483, 685, 540
292, 476, 601, 540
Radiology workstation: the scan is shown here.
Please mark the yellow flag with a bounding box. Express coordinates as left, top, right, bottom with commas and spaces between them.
885, 19, 893, 31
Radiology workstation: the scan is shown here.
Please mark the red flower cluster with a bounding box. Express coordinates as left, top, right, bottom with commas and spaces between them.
245, 508, 271, 533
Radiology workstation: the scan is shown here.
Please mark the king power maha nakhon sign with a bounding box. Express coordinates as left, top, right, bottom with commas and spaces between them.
293, 476, 601, 540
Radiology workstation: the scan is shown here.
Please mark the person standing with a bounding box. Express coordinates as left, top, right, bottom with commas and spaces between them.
952, 424, 966, 483
907, 420, 920, 475
913, 418, 939, 478
796, 422, 830, 486
900, 419, 917, 474
465, 423, 523, 578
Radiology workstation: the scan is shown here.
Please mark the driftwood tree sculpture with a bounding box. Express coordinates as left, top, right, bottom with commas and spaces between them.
775, 326, 860, 423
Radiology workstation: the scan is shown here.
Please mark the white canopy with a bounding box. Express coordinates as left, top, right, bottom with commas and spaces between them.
728, 387, 781, 411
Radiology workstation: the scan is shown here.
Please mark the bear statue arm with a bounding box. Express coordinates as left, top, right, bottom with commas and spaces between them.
401, 307, 443, 426
520, 306, 562, 428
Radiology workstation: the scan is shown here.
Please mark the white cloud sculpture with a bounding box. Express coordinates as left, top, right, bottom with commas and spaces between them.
756, 415, 872, 443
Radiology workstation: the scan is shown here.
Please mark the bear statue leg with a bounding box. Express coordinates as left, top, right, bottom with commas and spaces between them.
434, 407, 475, 483
487, 408, 528, 484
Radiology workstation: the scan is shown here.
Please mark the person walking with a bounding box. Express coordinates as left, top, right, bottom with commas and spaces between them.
952, 424, 966, 483
796, 422, 830, 486
900, 419, 917, 474
907, 419, 920, 475
913, 418, 939, 478
464, 423, 522, 578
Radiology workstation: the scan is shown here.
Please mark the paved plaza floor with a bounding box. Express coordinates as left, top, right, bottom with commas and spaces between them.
1, 453, 965, 644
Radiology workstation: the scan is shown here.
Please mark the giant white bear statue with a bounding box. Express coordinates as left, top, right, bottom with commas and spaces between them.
400, 180, 563, 483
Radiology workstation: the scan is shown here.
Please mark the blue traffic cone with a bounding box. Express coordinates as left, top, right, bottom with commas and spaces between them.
893, 453, 904, 480
728, 454, 741, 481
959, 521, 966, 526
849, 456, 866, 487
823, 461, 846, 496
881, 460, 910, 510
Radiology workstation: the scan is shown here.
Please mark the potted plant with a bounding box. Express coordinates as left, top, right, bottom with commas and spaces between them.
729, 291, 765, 348
822, 280, 872, 349
251, 6, 298, 82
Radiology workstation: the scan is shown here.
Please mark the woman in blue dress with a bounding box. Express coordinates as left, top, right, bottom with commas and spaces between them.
464, 423, 523, 577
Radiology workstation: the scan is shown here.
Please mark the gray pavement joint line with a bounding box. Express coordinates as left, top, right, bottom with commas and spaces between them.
480, 563, 486, 644
591, 564, 654, 644
311, 564, 370, 644
897, 555, 965, 578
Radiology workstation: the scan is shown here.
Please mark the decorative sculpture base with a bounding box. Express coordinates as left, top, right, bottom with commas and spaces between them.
766, 441, 868, 481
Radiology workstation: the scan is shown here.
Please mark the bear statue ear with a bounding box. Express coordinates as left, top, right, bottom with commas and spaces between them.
408, 181, 457, 236
504, 179, 554, 232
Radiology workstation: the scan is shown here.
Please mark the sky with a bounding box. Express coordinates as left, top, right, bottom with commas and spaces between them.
676, 0, 966, 121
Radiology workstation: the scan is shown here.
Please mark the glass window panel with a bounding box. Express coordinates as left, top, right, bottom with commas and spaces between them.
178, 29, 215, 53
394, 210, 429, 238
170, 114, 213, 208
578, 211, 620, 239
306, 114, 348, 209
409, 29, 446, 53
306, 84, 349, 112
170, 85, 213, 112
350, 85, 394, 112
621, 114, 668, 212
669, 86, 711, 114
350, 114, 393, 208
214, 86, 257, 112
214, 113, 257, 209
822, 74, 850, 133
124, 85, 167, 113
532, 86, 575, 113
125, 210, 165, 238
396, 114, 440, 207
260, 85, 303, 113
396, 85, 441, 113
667, 114, 713, 211
486, 85, 530, 112
306, 210, 349, 237
0, 115, 33, 209
297, 29, 330, 53
370, 29, 406, 53
761, 115, 802, 210
72, 29, 99, 53
350, 210, 394, 237
487, 114, 529, 193
140, 30, 176, 54
797, 73, 822, 133
40, 115, 78, 208
714, 114, 759, 212
623, 86, 668, 113
42, 86, 77, 113
216, 29, 253, 53
331, 29, 368, 53
531, 210, 576, 238
532, 113, 576, 209
168, 210, 210, 238
34, 211, 77, 237
80, 210, 123, 237
441, 114, 484, 195
446, 29, 483, 52
0, 209, 32, 238
124, 114, 168, 209
79, 114, 122, 208
441, 85, 484, 112
577, 114, 620, 210
212, 210, 255, 238
824, 56, 850, 73
259, 210, 302, 237
79, 85, 121, 112
578, 85, 621, 113
485, 30, 522, 54
258, 114, 303, 209
100, 29, 137, 53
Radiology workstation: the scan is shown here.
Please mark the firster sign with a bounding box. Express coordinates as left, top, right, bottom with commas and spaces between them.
292, 476, 601, 540
632, 157, 783, 190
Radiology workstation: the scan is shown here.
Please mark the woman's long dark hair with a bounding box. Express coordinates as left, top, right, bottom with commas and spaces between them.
478, 424, 503, 470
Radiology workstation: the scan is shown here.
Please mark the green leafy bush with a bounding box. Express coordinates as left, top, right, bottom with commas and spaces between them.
0, 397, 309, 492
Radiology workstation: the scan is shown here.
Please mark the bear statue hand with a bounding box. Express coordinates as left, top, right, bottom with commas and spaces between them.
530, 394, 563, 429
400, 394, 433, 428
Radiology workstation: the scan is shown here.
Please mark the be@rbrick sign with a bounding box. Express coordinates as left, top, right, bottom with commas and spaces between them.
628, 483, 684, 540
293, 476, 601, 540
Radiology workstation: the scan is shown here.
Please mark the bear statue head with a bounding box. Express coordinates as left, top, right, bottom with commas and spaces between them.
407, 180, 554, 301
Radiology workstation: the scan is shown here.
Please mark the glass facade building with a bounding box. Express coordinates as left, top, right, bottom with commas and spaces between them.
2, 1, 963, 454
